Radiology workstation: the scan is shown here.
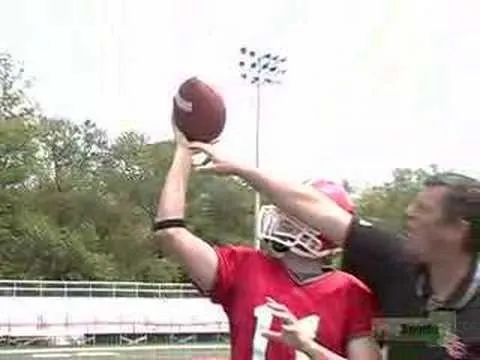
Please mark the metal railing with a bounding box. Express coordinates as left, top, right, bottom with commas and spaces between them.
0, 280, 201, 298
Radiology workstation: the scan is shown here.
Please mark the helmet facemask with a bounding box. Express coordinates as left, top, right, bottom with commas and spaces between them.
257, 205, 338, 259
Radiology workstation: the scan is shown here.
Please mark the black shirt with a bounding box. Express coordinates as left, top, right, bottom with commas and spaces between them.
342, 219, 480, 360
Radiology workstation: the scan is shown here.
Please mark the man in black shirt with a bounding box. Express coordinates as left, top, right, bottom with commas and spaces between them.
189, 141, 480, 359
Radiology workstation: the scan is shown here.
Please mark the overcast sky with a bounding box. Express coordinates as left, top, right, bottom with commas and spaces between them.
1, 0, 479, 187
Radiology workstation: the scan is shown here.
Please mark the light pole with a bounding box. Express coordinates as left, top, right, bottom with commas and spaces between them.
238, 47, 287, 249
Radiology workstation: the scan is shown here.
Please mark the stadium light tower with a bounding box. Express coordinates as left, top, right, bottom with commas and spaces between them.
238, 47, 287, 249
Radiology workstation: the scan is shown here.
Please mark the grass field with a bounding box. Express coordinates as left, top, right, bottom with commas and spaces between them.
0, 344, 230, 359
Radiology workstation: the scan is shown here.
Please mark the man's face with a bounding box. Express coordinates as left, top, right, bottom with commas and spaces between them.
405, 186, 465, 262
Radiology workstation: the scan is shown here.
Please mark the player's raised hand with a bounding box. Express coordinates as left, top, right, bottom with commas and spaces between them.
188, 141, 240, 175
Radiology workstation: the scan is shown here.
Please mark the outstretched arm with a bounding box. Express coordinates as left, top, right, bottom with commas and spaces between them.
154, 141, 218, 293
188, 142, 352, 247
234, 166, 353, 246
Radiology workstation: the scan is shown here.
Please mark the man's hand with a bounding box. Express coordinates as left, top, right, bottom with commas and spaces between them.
261, 298, 358, 360
443, 333, 467, 359
261, 297, 318, 355
188, 141, 243, 175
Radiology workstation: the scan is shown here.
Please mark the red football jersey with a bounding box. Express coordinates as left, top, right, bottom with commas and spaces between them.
210, 245, 376, 360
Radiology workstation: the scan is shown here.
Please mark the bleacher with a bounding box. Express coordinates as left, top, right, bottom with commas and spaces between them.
0, 280, 229, 346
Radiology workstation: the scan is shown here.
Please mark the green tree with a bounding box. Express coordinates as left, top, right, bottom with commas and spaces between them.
0, 52, 37, 120
37, 118, 109, 192
356, 166, 439, 231
0, 118, 39, 188
0, 53, 40, 189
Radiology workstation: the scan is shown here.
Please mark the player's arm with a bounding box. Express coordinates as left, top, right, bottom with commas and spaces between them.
154, 143, 218, 293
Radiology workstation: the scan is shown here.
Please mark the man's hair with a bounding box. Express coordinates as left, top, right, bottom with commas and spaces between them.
424, 172, 480, 252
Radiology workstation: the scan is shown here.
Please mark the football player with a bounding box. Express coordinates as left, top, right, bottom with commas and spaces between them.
153, 128, 381, 360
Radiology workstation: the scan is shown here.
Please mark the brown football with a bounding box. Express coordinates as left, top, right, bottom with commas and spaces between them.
172, 77, 226, 143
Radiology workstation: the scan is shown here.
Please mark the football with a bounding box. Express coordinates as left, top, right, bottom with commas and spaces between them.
172, 77, 226, 143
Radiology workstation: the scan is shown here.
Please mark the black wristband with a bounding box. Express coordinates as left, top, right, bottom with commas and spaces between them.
152, 218, 186, 231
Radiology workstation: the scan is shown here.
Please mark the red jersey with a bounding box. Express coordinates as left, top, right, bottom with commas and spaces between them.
210, 245, 376, 360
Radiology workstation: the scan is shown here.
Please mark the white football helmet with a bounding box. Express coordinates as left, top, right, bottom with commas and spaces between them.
257, 179, 355, 259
